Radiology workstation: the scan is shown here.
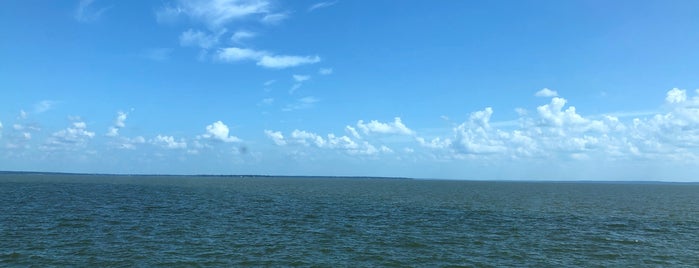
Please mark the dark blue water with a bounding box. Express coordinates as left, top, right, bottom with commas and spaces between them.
1, 174, 698, 266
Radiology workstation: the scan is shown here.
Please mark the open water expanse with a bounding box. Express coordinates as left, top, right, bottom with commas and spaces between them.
1, 173, 698, 267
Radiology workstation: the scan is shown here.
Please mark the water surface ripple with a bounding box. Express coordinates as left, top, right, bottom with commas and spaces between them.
1, 174, 698, 266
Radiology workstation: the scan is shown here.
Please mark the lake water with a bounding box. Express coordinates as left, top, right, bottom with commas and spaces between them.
1, 173, 698, 266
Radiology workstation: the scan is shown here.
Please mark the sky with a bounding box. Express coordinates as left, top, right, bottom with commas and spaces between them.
1, 0, 699, 180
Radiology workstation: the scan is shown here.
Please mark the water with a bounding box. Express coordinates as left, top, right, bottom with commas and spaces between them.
1, 173, 698, 267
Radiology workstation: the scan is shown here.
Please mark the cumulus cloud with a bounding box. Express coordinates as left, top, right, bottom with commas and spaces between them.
666, 88, 687, 104
345, 126, 361, 139
357, 117, 414, 135
413, 88, 699, 161
201, 121, 241, 142
535, 88, 558, 98
106, 111, 128, 137
308, 1, 338, 12
43, 121, 95, 151
266, 129, 386, 155
451, 107, 507, 155
151, 135, 187, 149
264, 130, 286, 145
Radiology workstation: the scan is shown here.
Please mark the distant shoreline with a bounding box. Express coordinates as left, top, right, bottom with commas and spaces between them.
1, 170, 697, 184
0, 170, 413, 180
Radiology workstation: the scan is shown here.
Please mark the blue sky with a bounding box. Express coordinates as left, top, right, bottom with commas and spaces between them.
2, 0, 699, 180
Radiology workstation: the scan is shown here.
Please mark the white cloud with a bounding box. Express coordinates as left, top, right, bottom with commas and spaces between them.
152, 135, 187, 149
106, 127, 119, 137
666, 88, 687, 104
267, 129, 387, 156
106, 111, 128, 137
308, 1, 338, 12
19, 110, 27, 120
34, 100, 55, 114
201, 120, 241, 142
357, 117, 414, 135
261, 12, 289, 24
217, 47, 320, 69
75, 0, 109, 22
231, 30, 256, 43
452, 107, 506, 155
319, 68, 333, 75
535, 88, 558, 98
259, 98, 274, 105
110, 136, 146, 150
264, 130, 286, 145
263, 80, 275, 86
157, 0, 271, 28
283, 96, 319, 111
257, 55, 321, 69
293, 74, 310, 82
217, 47, 267, 61
289, 83, 302, 94
114, 111, 127, 128
289, 75, 311, 94
536, 97, 589, 127
43, 121, 95, 151
345, 126, 361, 139
179, 29, 221, 49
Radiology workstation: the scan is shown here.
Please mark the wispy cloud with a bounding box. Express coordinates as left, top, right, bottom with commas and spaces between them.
231, 30, 256, 43
179, 29, 222, 49
293, 75, 310, 82
261, 12, 290, 25
142, 48, 174, 61
283, 96, 319, 111
217, 47, 321, 69
258, 98, 274, 106
308, 1, 338, 12
258, 55, 321, 69
34, 100, 55, 114
319, 68, 333, 75
156, 0, 271, 28
75, 0, 110, 22
217, 47, 268, 61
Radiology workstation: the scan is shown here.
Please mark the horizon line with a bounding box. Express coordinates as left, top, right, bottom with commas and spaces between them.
1, 170, 697, 184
